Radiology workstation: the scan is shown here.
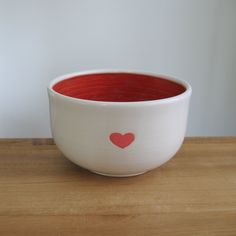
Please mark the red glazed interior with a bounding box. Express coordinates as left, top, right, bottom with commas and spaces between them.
52, 72, 186, 102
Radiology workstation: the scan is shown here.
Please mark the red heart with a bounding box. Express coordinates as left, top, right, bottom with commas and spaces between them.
109, 133, 135, 149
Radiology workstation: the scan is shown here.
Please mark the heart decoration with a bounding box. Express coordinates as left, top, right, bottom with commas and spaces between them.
109, 132, 135, 149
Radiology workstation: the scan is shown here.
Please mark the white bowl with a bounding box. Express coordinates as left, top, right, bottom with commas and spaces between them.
48, 70, 192, 177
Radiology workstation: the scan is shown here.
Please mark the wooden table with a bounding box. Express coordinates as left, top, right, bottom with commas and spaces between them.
0, 138, 236, 236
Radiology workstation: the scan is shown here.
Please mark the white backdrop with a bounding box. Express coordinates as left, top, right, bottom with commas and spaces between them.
1, 0, 236, 137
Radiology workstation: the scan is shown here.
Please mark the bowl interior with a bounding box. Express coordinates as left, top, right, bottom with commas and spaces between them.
52, 72, 186, 102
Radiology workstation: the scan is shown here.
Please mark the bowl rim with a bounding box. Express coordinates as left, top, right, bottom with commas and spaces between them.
48, 69, 192, 107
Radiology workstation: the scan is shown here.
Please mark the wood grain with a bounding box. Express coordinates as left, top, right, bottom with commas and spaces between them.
0, 138, 236, 236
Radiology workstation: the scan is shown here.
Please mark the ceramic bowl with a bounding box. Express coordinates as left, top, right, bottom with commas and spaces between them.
48, 70, 192, 177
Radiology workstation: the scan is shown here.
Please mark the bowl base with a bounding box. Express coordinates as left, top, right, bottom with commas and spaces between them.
90, 170, 147, 177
